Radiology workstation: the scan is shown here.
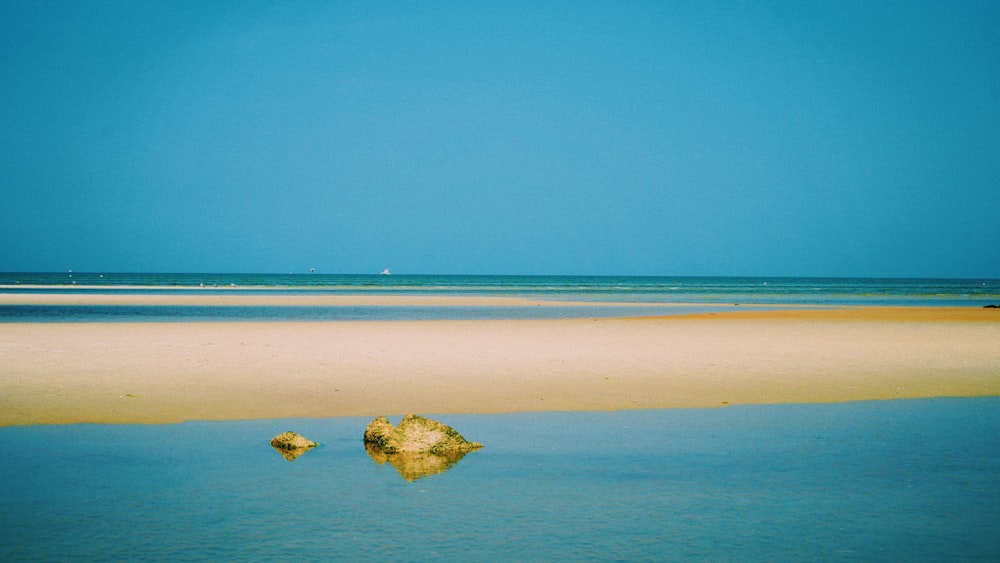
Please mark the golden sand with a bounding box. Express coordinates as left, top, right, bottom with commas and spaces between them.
1, 297, 997, 426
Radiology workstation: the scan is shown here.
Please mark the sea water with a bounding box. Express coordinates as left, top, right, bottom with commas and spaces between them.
1, 273, 998, 323
1, 399, 997, 560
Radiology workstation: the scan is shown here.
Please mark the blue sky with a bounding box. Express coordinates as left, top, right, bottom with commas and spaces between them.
2, 1, 998, 277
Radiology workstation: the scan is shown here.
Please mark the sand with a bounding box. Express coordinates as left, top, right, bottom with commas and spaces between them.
1, 296, 998, 426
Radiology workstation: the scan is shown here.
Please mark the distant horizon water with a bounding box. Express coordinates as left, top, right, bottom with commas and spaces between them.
2, 273, 998, 323
1, 272, 998, 301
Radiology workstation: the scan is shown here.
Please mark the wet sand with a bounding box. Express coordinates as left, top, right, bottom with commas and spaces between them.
1, 297, 997, 426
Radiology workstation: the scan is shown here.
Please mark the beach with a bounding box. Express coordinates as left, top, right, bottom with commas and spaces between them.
4, 292, 1000, 560
2, 295, 997, 426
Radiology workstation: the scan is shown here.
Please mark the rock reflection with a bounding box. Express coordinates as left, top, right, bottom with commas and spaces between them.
365, 442, 474, 481
272, 445, 314, 461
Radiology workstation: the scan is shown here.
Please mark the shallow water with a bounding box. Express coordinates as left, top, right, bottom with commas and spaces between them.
0, 303, 753, 323
2, 398, 997, 560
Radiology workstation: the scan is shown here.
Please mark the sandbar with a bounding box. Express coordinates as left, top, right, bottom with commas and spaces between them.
1, 300, 997, 426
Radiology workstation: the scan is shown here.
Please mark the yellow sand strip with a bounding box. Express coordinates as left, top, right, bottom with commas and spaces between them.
1, 305, 997, 426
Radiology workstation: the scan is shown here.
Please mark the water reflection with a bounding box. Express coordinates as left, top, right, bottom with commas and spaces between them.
271, 444, 315, 461
365, 442, 475, 481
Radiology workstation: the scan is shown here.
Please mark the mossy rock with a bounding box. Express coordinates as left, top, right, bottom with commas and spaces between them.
363, 414, 483, 454
269, 431, 318, 461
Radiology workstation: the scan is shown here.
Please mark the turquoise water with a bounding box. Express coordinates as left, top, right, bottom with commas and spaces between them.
1, 399, 997, 560
0, 304, 741, 322
2, 273, 999, 323
3, 272, 999, 303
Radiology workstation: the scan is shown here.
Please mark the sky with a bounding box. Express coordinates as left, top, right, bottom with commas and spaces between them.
2, 1, 998, 278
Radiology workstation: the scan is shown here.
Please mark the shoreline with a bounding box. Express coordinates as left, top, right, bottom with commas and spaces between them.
4, 291, 996, 312
1, 298, 997, 427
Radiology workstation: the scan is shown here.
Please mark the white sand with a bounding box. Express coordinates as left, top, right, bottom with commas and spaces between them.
1, 300, 997, 426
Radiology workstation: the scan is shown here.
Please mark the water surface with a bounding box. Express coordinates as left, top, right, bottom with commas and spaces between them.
4, 273, 998, 322
2, 398, 997, 560
3, 273, 998, 306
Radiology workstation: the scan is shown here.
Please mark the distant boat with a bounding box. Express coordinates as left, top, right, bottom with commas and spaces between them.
309, 268, 315, 273
380, 268, 391, 276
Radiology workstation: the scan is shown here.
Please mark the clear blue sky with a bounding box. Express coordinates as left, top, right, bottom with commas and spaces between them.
2, 1, 998, 277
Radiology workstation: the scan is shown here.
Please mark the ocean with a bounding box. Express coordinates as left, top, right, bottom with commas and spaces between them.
2, 273, 998, 323
2, 273, 998, 559
1, 399, 998, 560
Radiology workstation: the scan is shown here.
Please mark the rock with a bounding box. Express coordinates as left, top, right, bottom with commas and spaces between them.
363, 415, 482, 481
984, 304, 999, 309
363, 414, 483, 454
269, 431, 318, 461
270, 430, 318, 450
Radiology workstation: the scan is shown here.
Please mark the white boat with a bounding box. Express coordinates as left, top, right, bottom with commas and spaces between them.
380, 268, 391, 276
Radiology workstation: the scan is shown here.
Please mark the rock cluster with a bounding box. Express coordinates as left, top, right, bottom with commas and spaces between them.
267, 416, 482, 477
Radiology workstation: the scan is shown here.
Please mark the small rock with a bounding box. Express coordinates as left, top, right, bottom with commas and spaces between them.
269, 431, 318, 461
